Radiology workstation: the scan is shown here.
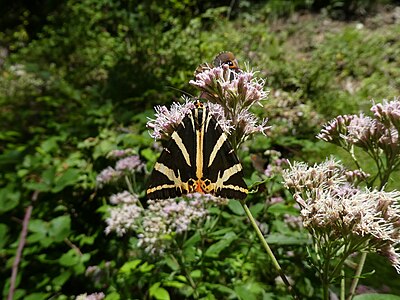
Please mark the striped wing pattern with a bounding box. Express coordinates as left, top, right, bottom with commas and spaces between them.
147, 105, 248, 200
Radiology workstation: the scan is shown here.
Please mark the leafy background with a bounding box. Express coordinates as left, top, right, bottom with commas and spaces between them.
1, 0, 400, 299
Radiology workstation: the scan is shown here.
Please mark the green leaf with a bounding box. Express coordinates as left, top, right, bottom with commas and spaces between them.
0, 185, 20, 213
249, 203, 264, 217
183, 231, 201, 248
0, 223, 9, 249
52, 270, 72, 287
52, 168, 81, 192
28, 219, 48, 234
24, 181, 52, 192
139, 261, 155, 273
24, 293, 49, 300
353, 295, 400, 300
141, 148, 158, 162
190, 269, 202, 279
205, 232, 237, 258
105, 292, 120, 300
149, 283, 170, 300
163, 280, 185, 289
119, 260, 142, 275
59, 249, 80, 267
164, 256, 179, 271
267, 203, 299, 215
266, 232, 309, 245
41, 167, 56, 186
49, 215, 71, 242
228, 200, 244, 215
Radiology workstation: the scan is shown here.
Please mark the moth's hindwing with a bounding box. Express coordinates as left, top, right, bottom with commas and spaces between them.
146, 106, 248, 200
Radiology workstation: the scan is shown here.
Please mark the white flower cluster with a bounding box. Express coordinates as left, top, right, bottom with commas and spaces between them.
96, 154, 144, 187
137, 193, 227, 254
104, 191, 228, 255
283, 158, 400, 273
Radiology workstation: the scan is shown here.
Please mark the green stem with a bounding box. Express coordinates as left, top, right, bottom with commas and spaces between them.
170, 253, 199, 299
241, 201, 298, 299
341, 269, 345, 300
125, 175, 143, 208
346, 252, 367, 300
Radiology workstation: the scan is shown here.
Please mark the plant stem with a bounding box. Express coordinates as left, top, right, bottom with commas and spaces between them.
241, 201, 298, 299
340, 269, 345, 300
346, 252, 367, 300
8, 191, 38, 300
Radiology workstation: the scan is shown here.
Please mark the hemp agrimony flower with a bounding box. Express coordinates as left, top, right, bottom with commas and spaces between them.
283, 157, 400, 299
96, 153, 144, 187
104, 186, 228, 254
317, 98, 400, 188
148, 64, 270, 149
147, 97, 196, 141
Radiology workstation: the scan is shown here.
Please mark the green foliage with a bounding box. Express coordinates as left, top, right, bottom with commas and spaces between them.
1, 0, 400, 299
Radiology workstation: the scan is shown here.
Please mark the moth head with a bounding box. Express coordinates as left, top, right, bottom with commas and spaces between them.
213, 51, 239, 71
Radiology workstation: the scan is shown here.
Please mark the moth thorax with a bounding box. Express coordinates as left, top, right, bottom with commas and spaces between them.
187, 178, 214, 194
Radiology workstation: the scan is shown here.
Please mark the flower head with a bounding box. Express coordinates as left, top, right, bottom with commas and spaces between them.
190, 66, 268, 114
109, 191, 139, 205
147, 97, 196, 140
76, 292, 105, 300
371, 98, 400, 131
115, 155, 145, 172
283, 159, 400, 273
105, 203, 143, 236
137, 193, 228, 254
107, 148, 135, 159
96, 166, 122, 187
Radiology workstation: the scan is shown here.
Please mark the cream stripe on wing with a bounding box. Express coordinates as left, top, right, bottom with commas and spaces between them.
208, 133, 227, 167
154, 162, 180, 182
171, 131, 191, 167
215, 163, 243, 188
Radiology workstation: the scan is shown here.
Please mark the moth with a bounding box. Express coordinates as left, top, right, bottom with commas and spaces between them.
194, 51, 240, 76
147, 101, 248, 200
